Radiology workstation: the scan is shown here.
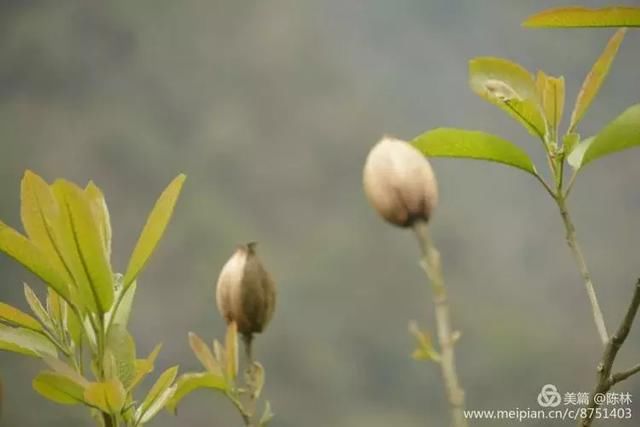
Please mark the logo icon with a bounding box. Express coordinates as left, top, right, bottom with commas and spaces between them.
537, 384, 562, 407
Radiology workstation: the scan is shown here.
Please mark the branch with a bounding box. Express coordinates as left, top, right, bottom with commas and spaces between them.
413, 221, 468, 427
580, 279, 640, 426
556, 196, 609, 345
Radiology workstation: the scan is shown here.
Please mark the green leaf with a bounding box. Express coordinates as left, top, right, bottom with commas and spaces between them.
109, 281, 137, 328
129, 343, 163, 391
580, 104, 640, 169
165, 372, 227, 414
567, 136, 594, 170
252, 362, 265, 400
123, 174, 186, 288
136, 365, 179, 424
56, 181, 114, 313
0, 222, 71, 301
23, 283, 52, 329
20, 171, 74, 287
563, 132, 580, 159
0, 302, 43, 332
225, 322, 239, 380
83, 379, 126, 414
105, 324, 137, 388
188, 332, 221, 375
33, 372, 86, 405
469, 57, 546, 139
569, 29, 626, 133
536, 71, 565, 140
0, 324, 57, 357
523, 6, 640, 28
259, 401, 275, 426
85, 182, 112, 261
42, 356, 90, 388
411, 128, 537, 175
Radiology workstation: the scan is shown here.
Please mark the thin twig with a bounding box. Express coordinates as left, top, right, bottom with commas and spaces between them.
555, 196, 608, 345
580, 279, 640, 426
413, 221, 468, 427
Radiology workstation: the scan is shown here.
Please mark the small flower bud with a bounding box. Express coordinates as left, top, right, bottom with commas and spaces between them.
363, 137, 438, 227
216, 242, 276, 340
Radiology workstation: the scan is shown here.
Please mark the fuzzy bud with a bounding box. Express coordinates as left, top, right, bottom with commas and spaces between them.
216, 242, 276, 339
363, 137, 438, 227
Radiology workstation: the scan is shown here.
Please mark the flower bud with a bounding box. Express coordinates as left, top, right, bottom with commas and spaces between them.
363, 137, 438, 227
216, 242, 276, 339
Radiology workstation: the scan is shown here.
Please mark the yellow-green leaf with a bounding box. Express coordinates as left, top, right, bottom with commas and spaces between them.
569, 29, 626, 133
84, 379, 126, 414
408, 321, 441, 362
42, 356, 90, 388
136, 365, 179, 424
33, 372, 86, 405
20, 171, 73, 286
225, 322, 239, 380
469, 57, 546, 139
411, 128, 537, 175
166, 372, 227, 414
129, 343, 163, 391
105, 324, 136, 388
108, 281, 136, 329
0, 222, 71, 301
85, 182, 112, 261
580, 104, 640, 169
23, 283, 51, 328
123, 174, 186, 288
523, 6, 640, 28
536, 71, 565, 140
0, 302, 43, 332
0, 324, 57, 358
56, 181, 114, 313
188, 332, 221, 375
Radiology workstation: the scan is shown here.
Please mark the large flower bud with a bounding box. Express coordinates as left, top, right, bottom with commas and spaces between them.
216, 242, 276, 339
363, 137, 438, 227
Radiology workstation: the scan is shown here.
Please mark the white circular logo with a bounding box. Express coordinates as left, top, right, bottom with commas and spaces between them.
537, 384, 562, 407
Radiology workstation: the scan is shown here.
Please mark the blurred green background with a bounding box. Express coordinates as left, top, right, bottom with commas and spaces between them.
1, 1, 640, 426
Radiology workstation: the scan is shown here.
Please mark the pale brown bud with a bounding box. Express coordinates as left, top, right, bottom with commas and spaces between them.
215, 242, 276, 340
363, 137, 438, 227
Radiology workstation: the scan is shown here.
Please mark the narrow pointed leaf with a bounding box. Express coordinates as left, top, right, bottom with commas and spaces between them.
56, 181, 114, 313
20, 171, 73, 286
469, 57, 546, 139
188, 332, 221, 375
0, 222, 70, 301
536, 71, 565, 139
523, 7, 640, 28
165, 372, 227, 414
23, 283, 52, 329
42, 356, 90, 387
136, 365, 179, 424
85, 182, 112, 261
579, 104, 640, 169
110, 282, 136, 328
33, 372, 86, 405
225, 322, 239, 380
0, 324, 57, 357
412, 128, 537, 175
129, 343, 163, 391
84, 379, 126, 414
123, 174, 186, 288
0, 302, 43, 332
569, 29, 626, 132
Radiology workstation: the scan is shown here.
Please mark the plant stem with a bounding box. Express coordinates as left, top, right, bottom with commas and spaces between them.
413, 221, 468, 427
102, 413, 114, 427
555, 196, 608, 346
580, 279, 640, 426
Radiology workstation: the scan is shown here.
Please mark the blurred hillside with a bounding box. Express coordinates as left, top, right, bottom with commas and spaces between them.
1, 1, 640, 426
